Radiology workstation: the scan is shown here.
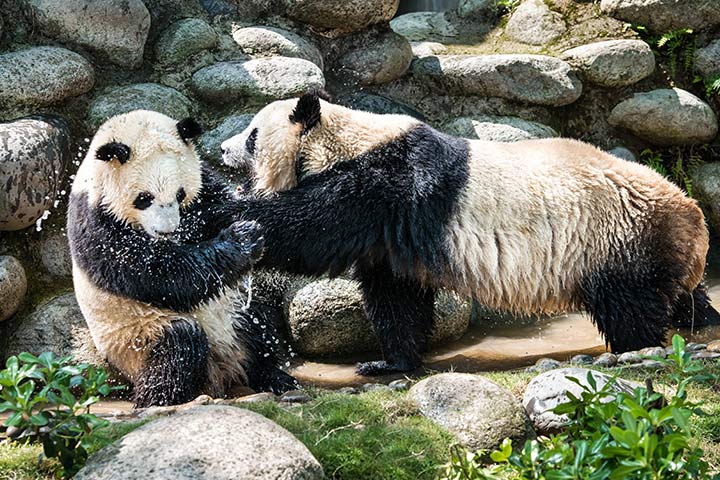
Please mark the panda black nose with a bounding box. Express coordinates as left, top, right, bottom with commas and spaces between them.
221, 147, 227, 155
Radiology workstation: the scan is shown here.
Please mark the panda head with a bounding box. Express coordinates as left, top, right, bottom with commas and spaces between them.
221, 89, 419, 195
75, 110, 204, 239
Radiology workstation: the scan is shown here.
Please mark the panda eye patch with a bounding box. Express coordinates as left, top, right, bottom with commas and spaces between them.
176, 187, 187, 203
246, 128, 258, 156
133, 191, 154, 210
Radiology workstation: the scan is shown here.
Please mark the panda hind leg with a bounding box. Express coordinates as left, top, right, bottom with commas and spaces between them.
670, 284, 720, 328
133, 320, 209, 408
355, 260, 435, 376
580, 263, 676, 353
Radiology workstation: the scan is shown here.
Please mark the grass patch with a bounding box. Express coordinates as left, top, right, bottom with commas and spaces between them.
241, 390, 454, 480
0, 420, 146, 480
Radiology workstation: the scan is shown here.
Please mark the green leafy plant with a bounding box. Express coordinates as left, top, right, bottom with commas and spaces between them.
640, 147, 705, 197
440, 334, 719, 480
0, 352, 121, 478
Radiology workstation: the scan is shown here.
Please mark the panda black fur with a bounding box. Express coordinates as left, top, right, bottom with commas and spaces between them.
68, 110, 297, 407
221, 90, 720, 376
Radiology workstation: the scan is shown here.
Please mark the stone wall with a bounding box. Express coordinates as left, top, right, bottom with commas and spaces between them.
1, 0, 719, 372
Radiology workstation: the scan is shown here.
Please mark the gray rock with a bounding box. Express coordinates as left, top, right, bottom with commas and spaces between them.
337, 387, 359, 395
27, 0, 150, 69
505, 0, 566, 46
523, 368, 640, 434
531, 357, 561, 372
593, 352, 618, 368
639, 346, 666, 358
457, 0, 497, 19
0, 47, 94, 110
87, 83, 193, 131
155, 18, 218, 66
608, 88, 718, 146
617, 351, 641, 364
608, 146, 636, 162
329, 28, 412, 86
192, 57, 325, 103
362, 383, 391, 392
232, 26, 323, 69
40, 231, 72, 277
692, 351, 720, 360
389, 379, 412, 391
561, 40, 655, 87
686, 343, 707, 352
410, 373, 534, 451
570, 354, 594, 365
75, 405, 324, 480
284, 0, 399, 33
197, 114, 254, 162
696, 40, 720, 78
0, 256, 26, 322
0, 115, 71, 231
390, 12, 458, 41
411, 54, 582, 106
442, 115, 557, 142
287, 278, 471, 356
410, 41, 448, 57
279, 390, 312, 403
5, 293, 109, 370
600, 0, 720, 33
692, 163, 720, 234
335, 92, 425, 119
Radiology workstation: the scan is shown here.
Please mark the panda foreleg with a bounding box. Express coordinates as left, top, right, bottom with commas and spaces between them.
133, 320, 209, 408
355, 260, 435, 376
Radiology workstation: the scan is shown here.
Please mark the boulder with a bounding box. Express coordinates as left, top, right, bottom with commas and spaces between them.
0, 256, 26, 322
40, 231, 73, 277
505, 0, 566, 46
600, 0, 720, 33
390, 12, 458, 41
75, 406, 324, 480
155, 18, 218, 66
692, 162, 720, 234
87, 83, 193, 130
328, 28, 412, 86
523, 368, 641, 434
0, 115, 71, 231
410, 373, 535, 451
0, 47, 94, 110
457, 0, 498, 19
561, 40, 655, 87
192, 57, 325, 103
696, 39, 720, 79
27, 0, 150, 68
411, 54, 582, 106
5, 293, 106, 367
442, 115, 557, 142
232, 26, 323, 69
608, 88, 718, 145
410, 41, 448, 57
197, 114, 254, 162
287, 278, 471, 356
335, 92, 425, 119
284, 0, 399, 34
607, 146, 636, 162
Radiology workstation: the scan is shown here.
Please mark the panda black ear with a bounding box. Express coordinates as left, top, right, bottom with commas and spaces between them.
177, 118, 203, 144
96, 141, 131, 164
289, 90, 322, 135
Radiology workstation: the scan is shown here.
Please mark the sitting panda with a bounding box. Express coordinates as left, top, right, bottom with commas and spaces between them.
68, 110, 298, 407
221, 90, 720, 376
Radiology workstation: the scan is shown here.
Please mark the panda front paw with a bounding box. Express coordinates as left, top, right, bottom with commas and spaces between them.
355, 360, 420, 376
220, 220, 265, 262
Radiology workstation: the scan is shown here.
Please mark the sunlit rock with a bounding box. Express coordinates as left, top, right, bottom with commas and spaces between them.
0, 256, 26, 322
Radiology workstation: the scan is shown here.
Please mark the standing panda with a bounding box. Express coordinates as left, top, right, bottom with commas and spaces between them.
221, 90, 720, 376
68, 110, 297, 407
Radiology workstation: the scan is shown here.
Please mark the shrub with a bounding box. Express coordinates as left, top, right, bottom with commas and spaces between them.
0, 352, 121, 478
440, 335, 719, 480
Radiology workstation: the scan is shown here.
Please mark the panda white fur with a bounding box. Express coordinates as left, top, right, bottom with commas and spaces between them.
68, 110, 297, 407
221, 90, 720, 376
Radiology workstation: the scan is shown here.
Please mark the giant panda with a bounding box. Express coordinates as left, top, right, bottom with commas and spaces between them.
68, 110, 298, 407
221, 90, 720, 376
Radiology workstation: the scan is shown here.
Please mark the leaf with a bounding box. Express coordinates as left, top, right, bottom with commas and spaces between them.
29, 413, 49, 426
